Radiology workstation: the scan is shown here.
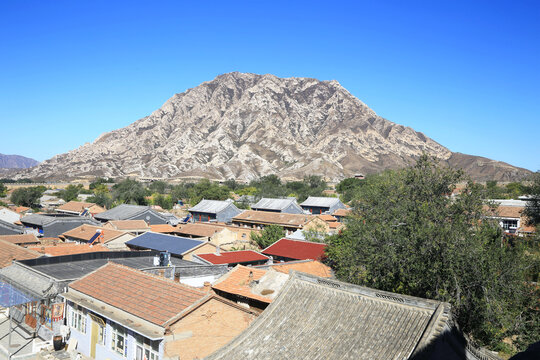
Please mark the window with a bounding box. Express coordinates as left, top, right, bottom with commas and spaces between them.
502, 219, 518, 231
111, 324, 127, 356
69, 305, 86, 334
135, 335, 160, 360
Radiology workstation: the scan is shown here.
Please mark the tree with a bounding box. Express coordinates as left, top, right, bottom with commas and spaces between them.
0, 182, 7, 197
87, 192, 113, 209
10, 186, 46, 208
57, 184, 84, 202
335, 177, 365, 203
523, 171, 540, 226
147, 181, 168, 195
112, 179, 148, 205
251, 225, 285, 248
326, 155, 535, 350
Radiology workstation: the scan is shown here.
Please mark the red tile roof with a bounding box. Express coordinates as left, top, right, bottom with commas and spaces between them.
262, 238, 327, 261
196, 250, 268, 265
70, 263, 206, 325
0, 239, 41, 268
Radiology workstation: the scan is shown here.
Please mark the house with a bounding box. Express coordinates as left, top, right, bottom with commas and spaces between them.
174, 223, 254, 250
0, 206, 21, 224
231, 210, 328, 235
104, 219, 151, 235
300, 196, 346, 214
125, 232, 217, 261
211, 265, 288, 310
61, 224, 135, 250
10, 206, 32, 215
251, 198, 303, 214
193, 250, 269, 267
95, 204, 177, 225
0, 218, 23, 235
262, 238, 327, 262
55, 201, 106, 216
206, 271, 495, 360
483, 199, 532, 235
39, 194, 65, 209
188, 199, 242, 223
20, 214, 101, 237
149, 224, 177, 234
29, 242, 111, 256
0, 239, 41, 268
0, 233, 41, 247
62, 263, 259, 360
332, 208, 351, 222
256, 259, 333, 278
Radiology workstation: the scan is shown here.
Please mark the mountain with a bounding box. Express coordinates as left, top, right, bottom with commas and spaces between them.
21, 72, 530, 182
0, 154, 39, 169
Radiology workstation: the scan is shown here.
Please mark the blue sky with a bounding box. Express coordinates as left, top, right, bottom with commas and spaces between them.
1, 0, 539, 171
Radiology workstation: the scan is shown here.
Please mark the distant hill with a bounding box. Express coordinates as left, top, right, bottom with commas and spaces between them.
20, 72, 531, 182
0, 154, 39, 169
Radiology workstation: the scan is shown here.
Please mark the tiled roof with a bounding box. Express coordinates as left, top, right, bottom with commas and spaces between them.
251, 198, 300, 211
196, 250, 268, 265
69, 263, 206, 325
175, 223, 224, 238
56, 201, 105, 214
318, 214, 337, 222
95, 204, 169, 221
232, 211, 313, 227
188, 199, 236, 214
0, 234, 40, 245
300, 196, 341, 208
212, 265, 272, 303
264, 260, 333, 278
10, 206, 31, 214
0, 239, 41, 268
149, 224, 177, 233
126, 232, 206, 256
29, 243, 110, 256
328, 222, 342, 229
483, 205, 523, 219
105, 220, 150, 230
62, 224, 125, 243
262, 238, 327, 260
333, 208, 351, 217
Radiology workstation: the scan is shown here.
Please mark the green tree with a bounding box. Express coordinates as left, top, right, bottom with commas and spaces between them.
147, 181, 168, 195
151, 193, 174, 210
523, 171, 540, 226
89, 177, 115, 190
251, 224, 285, 248
10, 186, 46, 207
87, 192, 113, 209
57, 184, 84, 202
188, 179, 231, 205
112, 179, 148, 205
326, 155, 535, 350
335, 177, 365, 203
0, 182, 7, 197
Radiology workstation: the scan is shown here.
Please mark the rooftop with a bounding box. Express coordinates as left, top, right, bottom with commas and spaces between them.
483, 204, 524, 219
149, 224, 177, 233
95, 204, 166, 221
20, 214, 100, 226
56, 201, 105, 214
62, 224, 125, 243
0, 239, 41, 268
333, 208, 351, 217
232, 210, 313, 227
211, 265, 274, 304
262, 238, 327, 261
188, 199, 235, 214
105, 219, 150, 230
69, 263, 207, 326
251, 198, 299, 211
0, 234, 40, 245
126, 232, 207, 256
195, 250, 268, 265
175, 223, 225, 238
257, 260, 333, 278
28, 243, 110, 256
300, 196, 341, 208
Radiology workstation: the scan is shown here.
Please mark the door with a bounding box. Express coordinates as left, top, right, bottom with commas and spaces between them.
90, 320, 98, 358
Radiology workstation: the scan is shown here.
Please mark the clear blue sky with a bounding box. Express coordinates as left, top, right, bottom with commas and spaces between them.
1, 0, 539, 171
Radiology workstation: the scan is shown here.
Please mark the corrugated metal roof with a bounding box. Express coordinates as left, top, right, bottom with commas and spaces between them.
251, 198, 298, 211
188, 199, 235, 214
300, 196, 340, 208
126, 232, 206, 256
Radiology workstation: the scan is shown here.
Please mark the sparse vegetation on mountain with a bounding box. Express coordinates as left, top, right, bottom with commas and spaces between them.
325, 155, 537, 352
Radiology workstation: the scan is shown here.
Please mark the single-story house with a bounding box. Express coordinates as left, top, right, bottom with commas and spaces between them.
62, 263, 259, 360
95, 204, 178, 225
0, 206, 21, 224
61, 224, 135, 250
192, 250, 269, 267
0, 239, 41, 268
0, 233, 41, 247
231, 210, 328, 235
55, 201, 106, 216
20, 214, 101, 238
126, 232, 216, 261
188, 199, 242, 223
300, 196, 346, 215
104, 220, 151, 235
0, 218, 23, 235
483, 199, 532, 235
251, 198, 303, 214
332, 208, 352, 222
174, 223, 252, 250
262, 238, 327, 262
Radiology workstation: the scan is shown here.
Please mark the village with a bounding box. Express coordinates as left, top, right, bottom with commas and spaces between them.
0, 175, 535, 360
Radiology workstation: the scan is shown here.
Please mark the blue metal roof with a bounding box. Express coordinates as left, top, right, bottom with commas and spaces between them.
126, 232, 206, 256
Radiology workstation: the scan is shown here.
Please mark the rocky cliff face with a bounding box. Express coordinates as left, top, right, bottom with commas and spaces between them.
23, 72, 530, 182
0, 154, 39, 169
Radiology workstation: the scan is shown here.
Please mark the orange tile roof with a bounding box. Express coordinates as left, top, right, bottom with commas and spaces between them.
232, 211, 314, 228
328, 222, 343, 229
149, 224, 177, 233
268, 260, 333, 278
56, 201, 105, 214
483, 205, 523, 219
212, 265, 272, 303
70, 263, 206, 325
333, 209, 351, 217
175, 223, 225, 238
318, 214, 337, 222
10, 206, 31, 214
29, 243, 110, 256
105, 220, 150, 231
0, 234, 40, 245
0, 239, 41, 268
62, 224, 125, 243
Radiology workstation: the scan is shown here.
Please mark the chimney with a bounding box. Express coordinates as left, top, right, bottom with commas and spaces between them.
174, 272, 180, 283
203, 281, 211, 293
248, 270, 254, 283
267, 256, 274, 265
215, 245, 220, 255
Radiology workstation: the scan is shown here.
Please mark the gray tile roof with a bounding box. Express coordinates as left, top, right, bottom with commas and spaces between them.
188, 199, 235, 214
20, 214, 100, 226
300, 196, 341, 208
94, 204, 152, 221
0, 218, 23, 233
251, 198, 299, 211
0, 262, 60, 299
205, 272, 482, 360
